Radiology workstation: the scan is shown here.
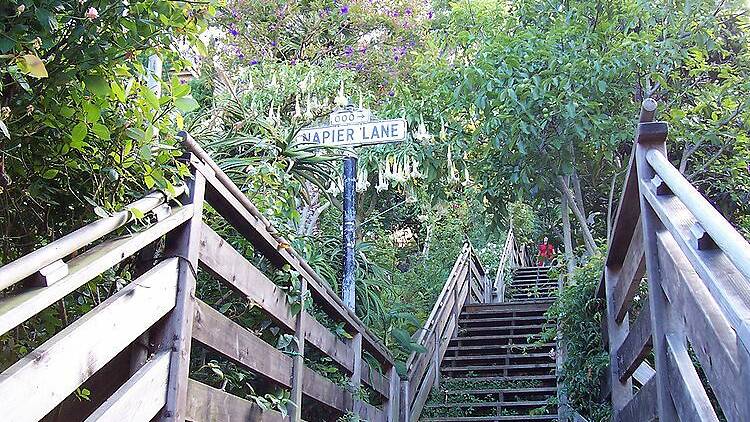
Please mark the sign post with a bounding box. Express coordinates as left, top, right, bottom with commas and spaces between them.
298, 103, 407, 312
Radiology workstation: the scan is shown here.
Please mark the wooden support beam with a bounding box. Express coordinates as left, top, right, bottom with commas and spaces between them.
665, 334, 719, 421
186, 379, 286, 422
290, 278, 307, 422
0, 259, 178, 422
615, 376, 657, 422
612, 218, 646, 322
157, 168, 207, 422
85, 351, 170, 422
615, 303, 652, 382
192, 299, 293, 387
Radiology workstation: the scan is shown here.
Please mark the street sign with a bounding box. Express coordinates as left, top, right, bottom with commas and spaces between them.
296, 118, 407, 148
329, 108, 371, 125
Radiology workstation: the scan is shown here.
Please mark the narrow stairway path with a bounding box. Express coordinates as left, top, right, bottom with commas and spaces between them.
421, 266, 558, 421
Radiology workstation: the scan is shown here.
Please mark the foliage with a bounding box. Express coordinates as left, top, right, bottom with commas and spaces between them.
542, 254, 611, 421
0, 0, 213, 263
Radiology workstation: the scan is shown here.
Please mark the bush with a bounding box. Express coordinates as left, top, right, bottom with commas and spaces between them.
543, 254, 611, 421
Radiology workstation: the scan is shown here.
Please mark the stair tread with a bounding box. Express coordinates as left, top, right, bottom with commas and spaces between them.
450, 333, 545, 341
459, 323, 549, 332
422, 415, 557, 421
426, 400, 551, 408
447, 343, 554, 352
442, 363, 556, 371
443, 352, 554, 361
439, 387, 557, 395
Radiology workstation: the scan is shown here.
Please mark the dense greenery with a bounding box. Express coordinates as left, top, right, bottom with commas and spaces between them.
541, 256, 611, 420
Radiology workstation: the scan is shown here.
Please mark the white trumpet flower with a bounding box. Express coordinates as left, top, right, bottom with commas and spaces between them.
304, 93, 314, 120
439, 118, 447, 141
448, 145, 459, 182
334, 80, 348, 107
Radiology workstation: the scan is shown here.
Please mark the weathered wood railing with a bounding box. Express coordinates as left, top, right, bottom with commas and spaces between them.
493, 226, 527, 302
602, 99, 750, 421
0, 133, 399, 421
399, 242, 489, 421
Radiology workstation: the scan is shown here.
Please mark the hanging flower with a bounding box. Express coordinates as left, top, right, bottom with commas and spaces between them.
85, 7, 99, 20
340, 5, 349, 14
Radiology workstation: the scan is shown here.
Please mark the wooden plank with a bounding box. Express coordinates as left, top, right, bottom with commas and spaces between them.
360, 400, 386, 422
192, 299, 292, 387
0, 259, 179, 422
633, 362, 655, 386
615, 303, 652, 382
302, 366, 347, 411
615, 376, 657, 422
198, 225, 295, 330
0, 205, 192, 337
361, 362, 390, 397
665, 334, 720, 422
195, 158, 394, 366
186, 379, 286, 422
656, 230, 747, 420
304, 312, 354, 372
634, 130, 680, 422
85, 351, 170, 422
612, 218, 646, 322
290, 278, 307, 422
158, 168, 206, 422
350, 333, 363, 418
385, 366, 400, 422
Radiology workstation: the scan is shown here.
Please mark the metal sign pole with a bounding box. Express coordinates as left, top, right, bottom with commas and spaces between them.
342, 154, 357, 311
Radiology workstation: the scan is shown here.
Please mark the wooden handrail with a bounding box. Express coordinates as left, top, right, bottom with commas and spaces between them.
494, 226, 519, 302
645, 149, 750, 281
0, 187, 183, 290
600, 99, 750, 422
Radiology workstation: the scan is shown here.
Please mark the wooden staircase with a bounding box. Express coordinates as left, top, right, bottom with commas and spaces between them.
421, 266, 558, 421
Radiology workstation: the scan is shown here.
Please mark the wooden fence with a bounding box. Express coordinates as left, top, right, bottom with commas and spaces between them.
0, 133, 399, 422
399, 242, 489, 421
601, 99, 750, 421
493, 226, 527, 302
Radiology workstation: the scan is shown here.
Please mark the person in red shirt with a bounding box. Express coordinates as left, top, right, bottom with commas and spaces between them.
538, 237, 555, 266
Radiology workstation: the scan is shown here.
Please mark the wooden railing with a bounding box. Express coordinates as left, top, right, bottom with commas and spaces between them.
494, 226, 527, 302
399, 242, 489, 421
0, 133, 399, 422
602, 99, 750, 421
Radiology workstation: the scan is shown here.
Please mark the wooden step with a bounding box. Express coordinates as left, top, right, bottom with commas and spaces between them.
421, 415, 557, 421
436, 374, 557, 385
425, 400, 550, 409
441, 363, 556, 376
433, 386, 557, 398
458, 315, 547, 326
458, 323, 549, 334
449, 333, 546, 344
443, 352, 554, 363
446, 342, 554, 354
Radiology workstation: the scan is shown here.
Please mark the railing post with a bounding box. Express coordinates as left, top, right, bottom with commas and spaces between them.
157, 157, 207, 422
433, 331, 441, 390
634, 112, 679, 420
604, 99, 657, 414
349, 332, 363, 418
289, 278, 308, 421
399, 380, 410, 422
386, 365, 400, 422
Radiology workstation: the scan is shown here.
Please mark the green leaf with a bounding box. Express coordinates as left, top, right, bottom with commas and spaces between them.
85, 75, 111, 97
18, 55, 48, 78
35, 8, 58, 31
42, 169, 59, 179
129, 206, 145, 219
597, 80, 607, 93
91, 123, 110, 140
175, 96, 199, 113
111, 81, 126, 102
143, 88, 160, 110
71, 122, 88, 144
83, 102, 101, 122
144, 174, 155, 188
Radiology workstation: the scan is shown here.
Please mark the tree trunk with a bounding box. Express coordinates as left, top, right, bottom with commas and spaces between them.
559, 176, 596, 255
560, 177, 575, 275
